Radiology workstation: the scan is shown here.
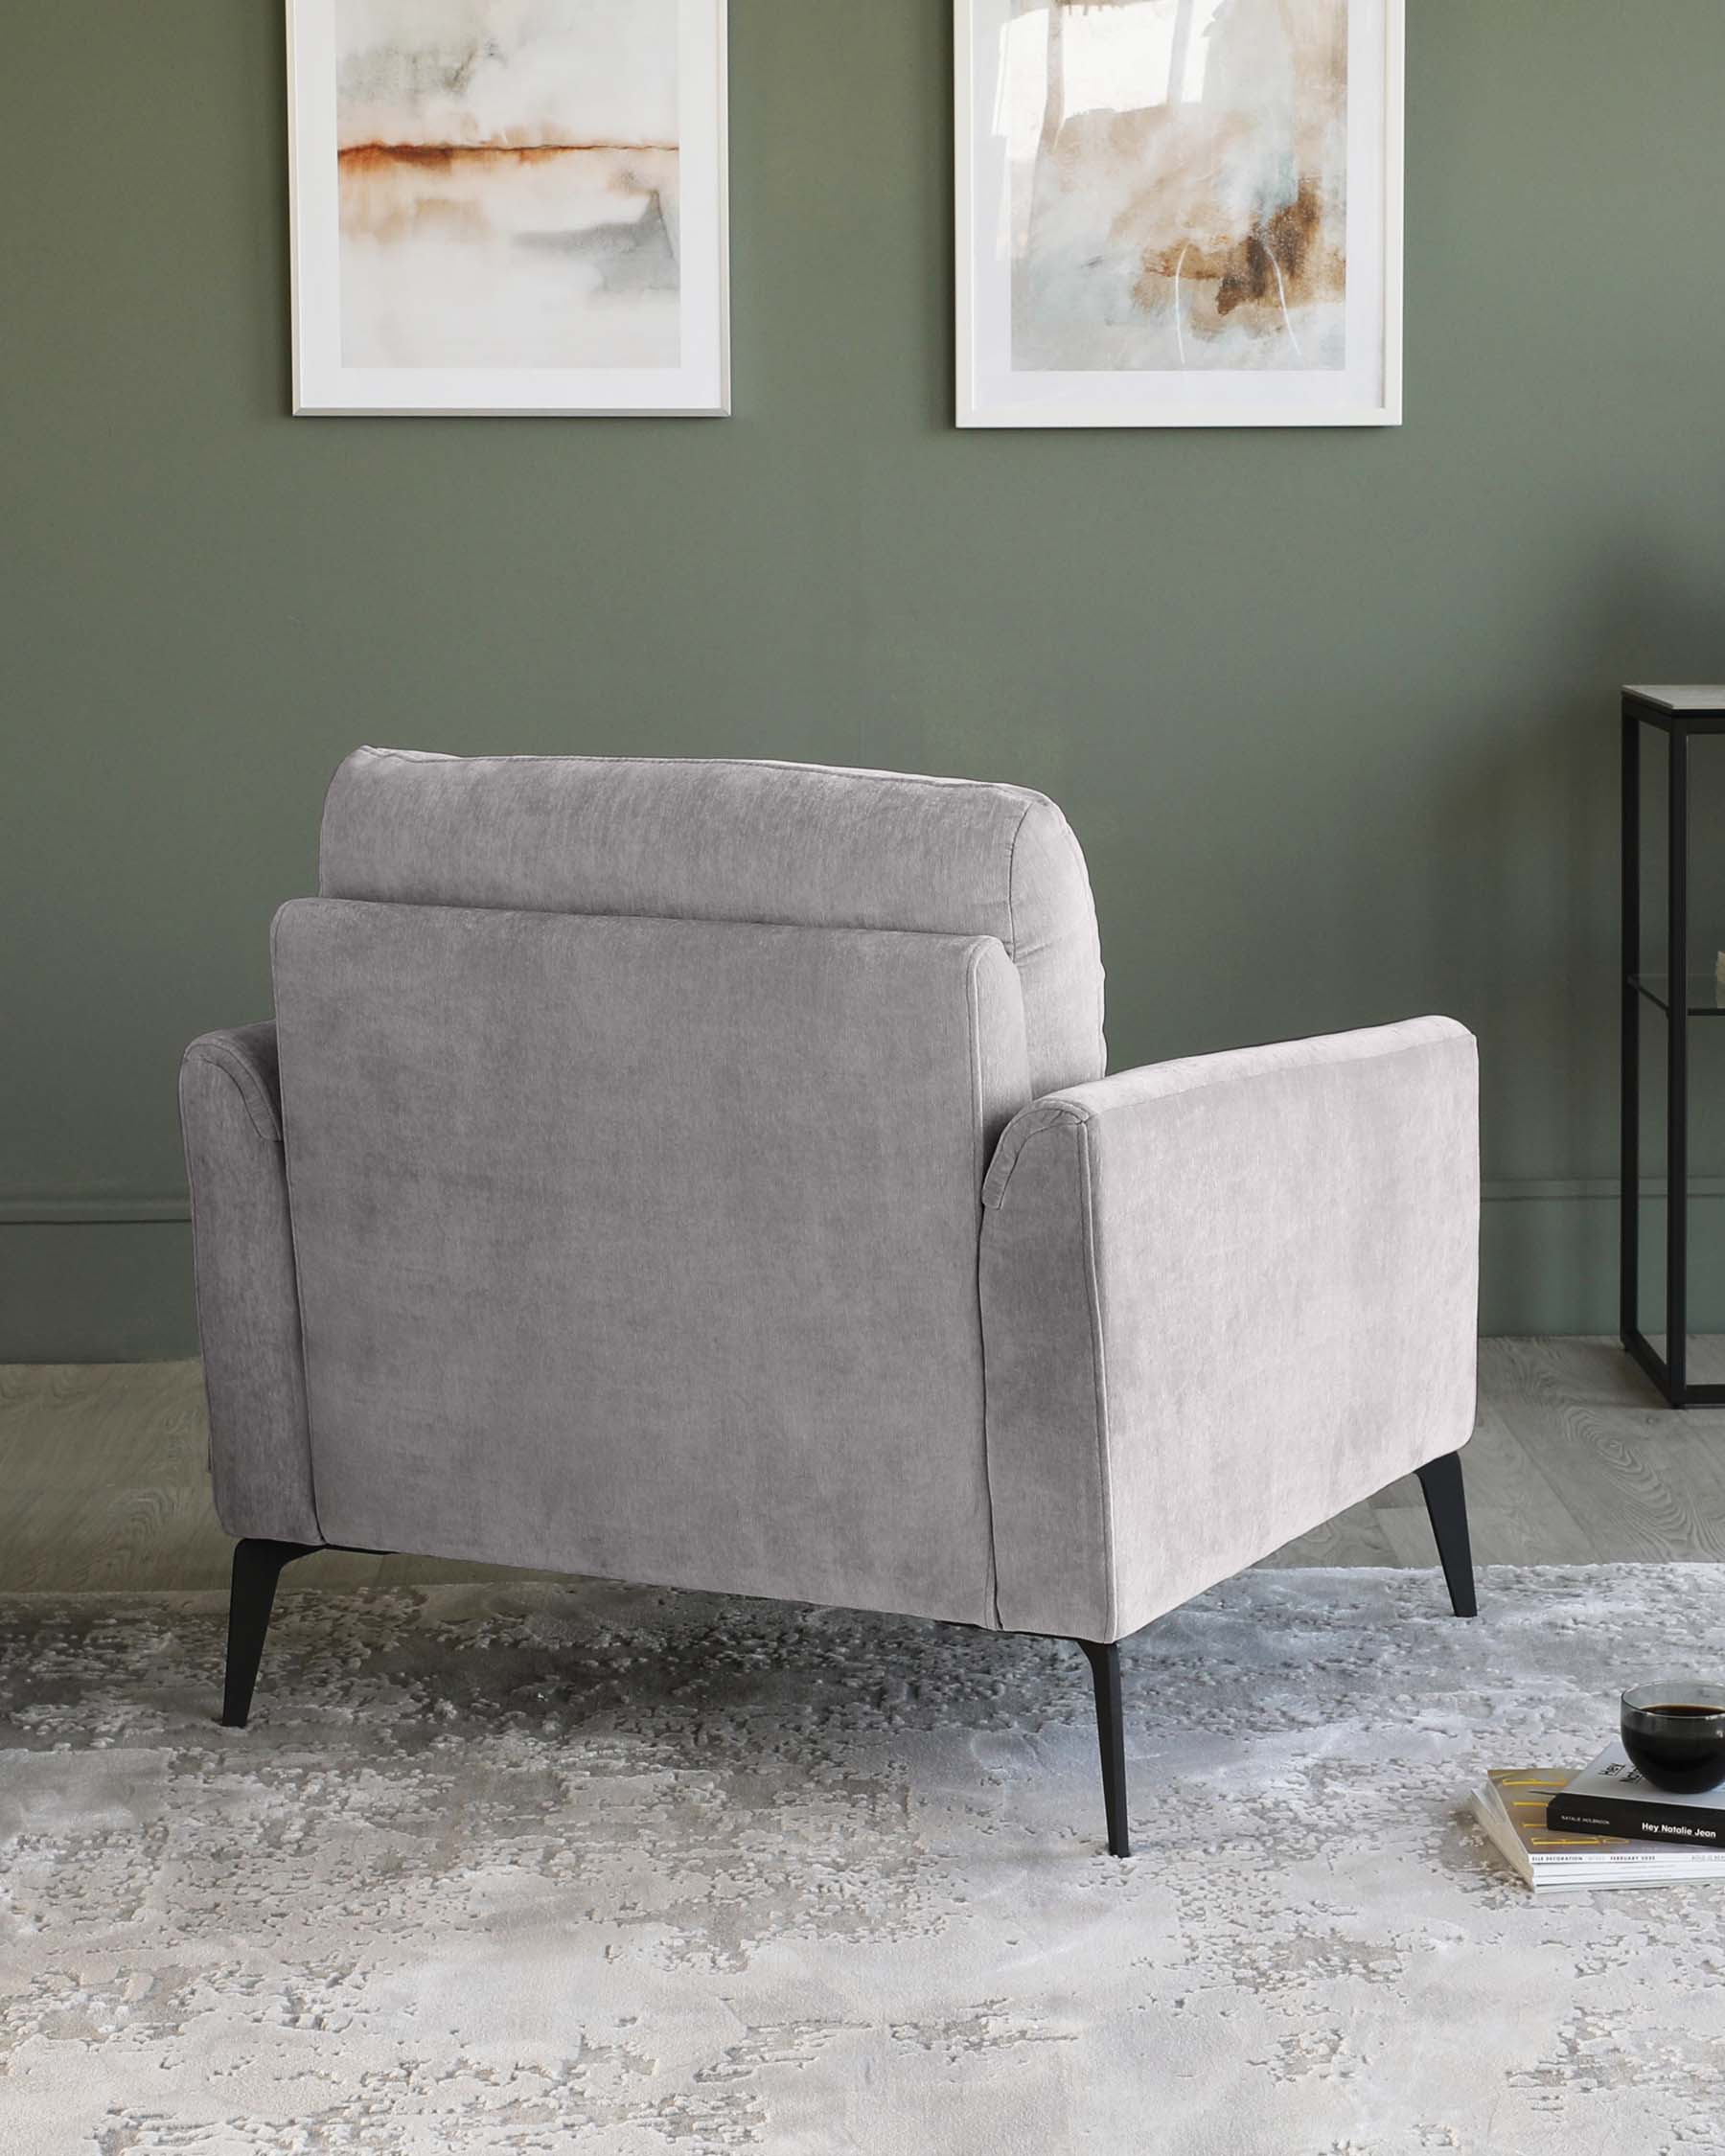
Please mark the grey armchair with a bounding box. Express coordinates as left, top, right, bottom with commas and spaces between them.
180, 750, 1480, 1856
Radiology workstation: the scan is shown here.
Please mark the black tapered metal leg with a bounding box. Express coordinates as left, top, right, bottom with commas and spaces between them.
1622, 703, 1641, 1355
1414, 1452, 1477, 1618
221, 1539, 315, 1727
1077, 1639, 1131, 1857
1668, 724, 1691, 1405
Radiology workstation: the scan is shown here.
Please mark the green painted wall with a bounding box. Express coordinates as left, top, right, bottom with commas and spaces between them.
8, 1, 1725, 1358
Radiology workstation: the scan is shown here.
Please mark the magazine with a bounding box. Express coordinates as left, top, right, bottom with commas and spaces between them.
1545, 1743, 1725, 1847
1471, 1768, 1725, 1892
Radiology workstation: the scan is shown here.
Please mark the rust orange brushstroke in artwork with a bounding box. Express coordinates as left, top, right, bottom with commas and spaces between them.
338, 141, 677, 169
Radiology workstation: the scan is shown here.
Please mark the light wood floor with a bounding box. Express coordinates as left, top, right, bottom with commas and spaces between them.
2, 1340, 1724, 1594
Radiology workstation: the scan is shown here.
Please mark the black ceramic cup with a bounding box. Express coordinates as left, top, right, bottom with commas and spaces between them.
1621, 1681, 1725, 1794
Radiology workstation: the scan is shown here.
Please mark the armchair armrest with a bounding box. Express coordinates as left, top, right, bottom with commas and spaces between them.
180, 1023, 320, 1545
978, 1018, 1478, 1641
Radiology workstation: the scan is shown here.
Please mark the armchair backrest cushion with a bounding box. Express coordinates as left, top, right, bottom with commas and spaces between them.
319, 748, 1106, 1096
271, 897, 1031, 1626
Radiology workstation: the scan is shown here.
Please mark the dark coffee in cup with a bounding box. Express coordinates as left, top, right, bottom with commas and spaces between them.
1621, 1685, 1725, 1794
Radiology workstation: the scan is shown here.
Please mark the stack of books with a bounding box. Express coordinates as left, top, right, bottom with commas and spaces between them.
1472, 1747, 1725, 1892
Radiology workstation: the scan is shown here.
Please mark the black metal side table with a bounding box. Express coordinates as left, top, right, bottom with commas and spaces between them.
1622, 683, 1725, 1407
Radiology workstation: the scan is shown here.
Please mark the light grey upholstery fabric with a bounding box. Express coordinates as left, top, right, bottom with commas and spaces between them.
181, 753, 1481, 1659
271, 899, 1029, 1626
978, 1019, 1480, 1641
318, 747, 1105, 1098
178, 1024, 319, 1545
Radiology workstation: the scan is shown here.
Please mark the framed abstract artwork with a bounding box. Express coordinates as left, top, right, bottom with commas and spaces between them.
288, 0, 728, 416
955, 0, 1402, 428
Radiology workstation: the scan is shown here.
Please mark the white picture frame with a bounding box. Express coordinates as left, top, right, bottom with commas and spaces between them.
288, 0, 728, 417
955, 0, 1403, 429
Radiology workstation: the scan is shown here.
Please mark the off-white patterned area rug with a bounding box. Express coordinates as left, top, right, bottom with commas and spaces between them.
4, 1566, 1725, 2153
